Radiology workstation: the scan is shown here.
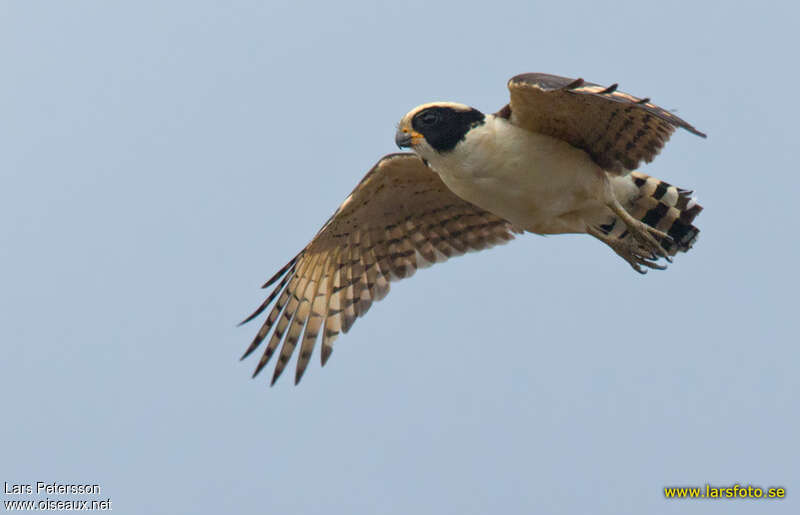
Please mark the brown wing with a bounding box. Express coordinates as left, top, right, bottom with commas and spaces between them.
240, 153, 521, 386
504, 73, 706, 173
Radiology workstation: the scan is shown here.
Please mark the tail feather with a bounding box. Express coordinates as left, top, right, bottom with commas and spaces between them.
602, 171, 702, 257
629, 171, 702, 255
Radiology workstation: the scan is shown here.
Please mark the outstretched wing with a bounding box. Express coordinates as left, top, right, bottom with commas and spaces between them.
241, 153, 521, 385
503, 73, 706, 173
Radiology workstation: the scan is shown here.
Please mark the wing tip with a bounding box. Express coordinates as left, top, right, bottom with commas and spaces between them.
238, 312, 260, 327
689, 126, 708, 139
509, 72, 708, 140
321, 345, 333, 367
261, 253, 302, 289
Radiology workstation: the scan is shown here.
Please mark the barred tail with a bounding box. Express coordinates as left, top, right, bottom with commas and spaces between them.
604, 171, 703, 256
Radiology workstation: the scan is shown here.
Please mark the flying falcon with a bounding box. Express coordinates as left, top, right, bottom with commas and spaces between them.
240, 72, 706, 385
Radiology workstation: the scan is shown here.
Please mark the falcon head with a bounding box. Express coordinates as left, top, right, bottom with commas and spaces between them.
395, 102, 486, 157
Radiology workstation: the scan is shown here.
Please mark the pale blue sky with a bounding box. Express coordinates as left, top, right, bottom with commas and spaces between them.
1, 1, 798, 514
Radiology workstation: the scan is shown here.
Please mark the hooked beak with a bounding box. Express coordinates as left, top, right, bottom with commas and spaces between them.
395, 128, 413, 149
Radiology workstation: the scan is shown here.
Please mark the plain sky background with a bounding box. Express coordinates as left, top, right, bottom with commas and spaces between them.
2, 1, 798, 514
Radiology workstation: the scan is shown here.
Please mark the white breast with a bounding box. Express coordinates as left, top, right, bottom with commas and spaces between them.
426, 116, 613, 235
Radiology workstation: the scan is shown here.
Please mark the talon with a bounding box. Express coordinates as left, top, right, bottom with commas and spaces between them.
588, 225, 669, 273
590, 195, 682, 273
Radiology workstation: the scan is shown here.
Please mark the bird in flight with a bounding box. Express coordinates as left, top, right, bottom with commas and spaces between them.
240, 72, 705, 386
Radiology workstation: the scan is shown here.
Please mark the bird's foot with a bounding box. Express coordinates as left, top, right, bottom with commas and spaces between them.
603, 198, 675, 272
587, 225, 667, 274
627, 218, 672, 263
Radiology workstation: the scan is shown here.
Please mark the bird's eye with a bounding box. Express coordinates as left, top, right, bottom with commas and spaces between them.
417, 110, 440, 127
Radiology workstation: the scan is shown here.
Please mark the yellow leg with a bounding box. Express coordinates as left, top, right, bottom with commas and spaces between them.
587, 225, 667, 274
